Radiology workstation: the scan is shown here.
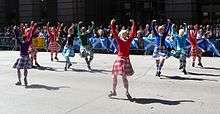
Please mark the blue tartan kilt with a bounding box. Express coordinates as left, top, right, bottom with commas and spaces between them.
171, 49, 187, 58
62, 46, 75, 58
152, 47, 168, 59
13, 55, 32, 69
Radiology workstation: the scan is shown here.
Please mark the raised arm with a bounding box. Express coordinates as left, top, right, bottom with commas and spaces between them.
87, 21, 95, 34
164, 19, 172, 36
151, 20, 158, 35
77, 21, 83, 37
183, 23, 188, 36
46, 22, 53, 37
110, 19, 119, 39
128, 19, 137, 40
171, 24, 178, 38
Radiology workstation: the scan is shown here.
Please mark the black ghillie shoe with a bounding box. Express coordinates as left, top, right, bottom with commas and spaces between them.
179, 65, 183, 70
183, 69, 187, 75
192, 62, 195, 67
126, 92, 134, 102
24, 78, 28, 87
54, 57, 59, 61
35, 63, 41, 67
15, 81, 22, 86
68, 63, 72, 69
158, 71, 161, 77
198, 63, 203, 67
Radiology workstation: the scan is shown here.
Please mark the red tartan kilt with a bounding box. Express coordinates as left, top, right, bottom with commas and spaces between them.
48, 42, 61, 52
190, 48, 202, 57
112, 56, 134, 77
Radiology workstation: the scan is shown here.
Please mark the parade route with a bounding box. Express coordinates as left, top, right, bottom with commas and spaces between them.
0, 51, 220, 114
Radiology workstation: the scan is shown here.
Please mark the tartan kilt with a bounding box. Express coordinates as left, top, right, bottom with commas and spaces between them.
62, 46, 75, 58
190, 47, 202, 57
80, 45, 93, 58
172, 49, 187, 59
48, 42, 61, 52
152, 47, 168, 60
112, 56, 134, 77
13, 55, 32, 69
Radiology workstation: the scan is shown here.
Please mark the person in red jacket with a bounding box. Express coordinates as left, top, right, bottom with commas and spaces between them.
189, 24, 203, 67
47, 22, 62, 61
108, 19, 136, 101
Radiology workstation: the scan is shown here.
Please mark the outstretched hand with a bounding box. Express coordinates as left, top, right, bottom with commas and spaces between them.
91, 21, 95, 25
111, 19, 116, 25
79, 21, 83, 25
129, 19, 134, 23
47, 22, 50, 26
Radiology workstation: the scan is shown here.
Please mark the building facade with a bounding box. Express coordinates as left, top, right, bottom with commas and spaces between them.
0, 0, 219, 25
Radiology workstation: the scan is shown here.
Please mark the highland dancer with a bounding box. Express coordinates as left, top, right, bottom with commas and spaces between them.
171, 23, 188, 74
28, 27, 40, 67
152, 19, 171, 77
47, 22, 62, 61
77, 21, 95, 70
13, 22, 37, 86
189, 25, 203, 67
108, 19, 136, 101
62, 23, 77, 71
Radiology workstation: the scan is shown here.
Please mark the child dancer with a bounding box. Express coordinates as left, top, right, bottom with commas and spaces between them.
13, 22, 37, 86
62, 23, 77, 71
47, 22, 62, 61
77, 21, 95, 70
189, 25, 203, 67
108, 19, 136, 101
28, 27, 40, 67
152, 19, 171, 77
171, 23, 188, 74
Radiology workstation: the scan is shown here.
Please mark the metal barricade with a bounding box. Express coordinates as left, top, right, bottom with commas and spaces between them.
0, 37, 17, 50
216, 39, 220, 51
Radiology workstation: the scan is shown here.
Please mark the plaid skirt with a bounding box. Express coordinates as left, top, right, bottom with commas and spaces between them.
62, 46, 75, 58
152, 47, 168, 60
112, 56, 134, 77
13, 55, 32, 69
48, 42, 61, 52
80, 45, 93, 58
190, 47, 202, 57
172, 49, 187, 59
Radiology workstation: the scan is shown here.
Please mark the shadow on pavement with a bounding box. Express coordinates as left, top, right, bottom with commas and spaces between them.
132, 98, 194, 105
161, 75, 218, 82
32, 66, 56, 71
71, 68, 111, 74
25, 84, 70, 90
56, 61, 77, 64
110, 97, 194, 105
197, 66, 220, 70
188, 72, 220, 77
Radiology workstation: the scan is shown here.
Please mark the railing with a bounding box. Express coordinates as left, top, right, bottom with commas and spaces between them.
0, 36, 220, 56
